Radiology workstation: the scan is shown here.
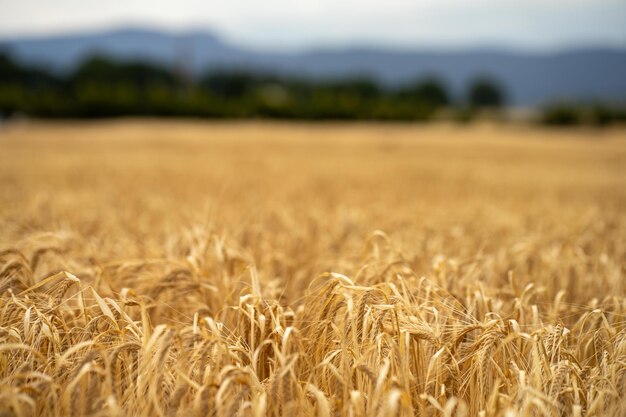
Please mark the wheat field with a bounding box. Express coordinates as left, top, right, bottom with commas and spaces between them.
0, 120, 625, 417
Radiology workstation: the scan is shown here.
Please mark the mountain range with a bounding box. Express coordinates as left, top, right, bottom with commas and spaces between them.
2, 27, 625, 106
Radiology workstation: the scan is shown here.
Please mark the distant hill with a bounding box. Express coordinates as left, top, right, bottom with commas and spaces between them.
2, 27, 625, 106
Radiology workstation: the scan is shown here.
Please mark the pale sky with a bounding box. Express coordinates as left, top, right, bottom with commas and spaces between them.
1, 0, 625, 50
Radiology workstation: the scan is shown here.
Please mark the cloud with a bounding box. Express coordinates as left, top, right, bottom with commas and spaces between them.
1, 0, 624, 49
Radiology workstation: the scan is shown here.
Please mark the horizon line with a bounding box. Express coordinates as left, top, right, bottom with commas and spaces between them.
1, 23, 625, 55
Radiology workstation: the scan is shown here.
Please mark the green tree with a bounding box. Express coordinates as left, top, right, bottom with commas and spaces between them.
467, 78, 505, 109
398, 78, 449, 108
541, 104, 580, 126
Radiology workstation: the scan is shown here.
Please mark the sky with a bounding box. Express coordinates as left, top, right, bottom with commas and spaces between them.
0, 0, 625, 51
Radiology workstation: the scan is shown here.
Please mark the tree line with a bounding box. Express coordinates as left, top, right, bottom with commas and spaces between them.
0, 53, 508, 120
1, 52, 623, 124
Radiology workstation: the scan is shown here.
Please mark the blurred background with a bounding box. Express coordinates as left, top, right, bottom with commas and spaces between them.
1, 0, 625, 124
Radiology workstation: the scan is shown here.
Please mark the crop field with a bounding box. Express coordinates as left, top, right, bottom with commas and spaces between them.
0, 120, 625, 417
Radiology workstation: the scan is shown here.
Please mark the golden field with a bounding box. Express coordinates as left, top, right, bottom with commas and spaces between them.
0, 120, 625, 416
